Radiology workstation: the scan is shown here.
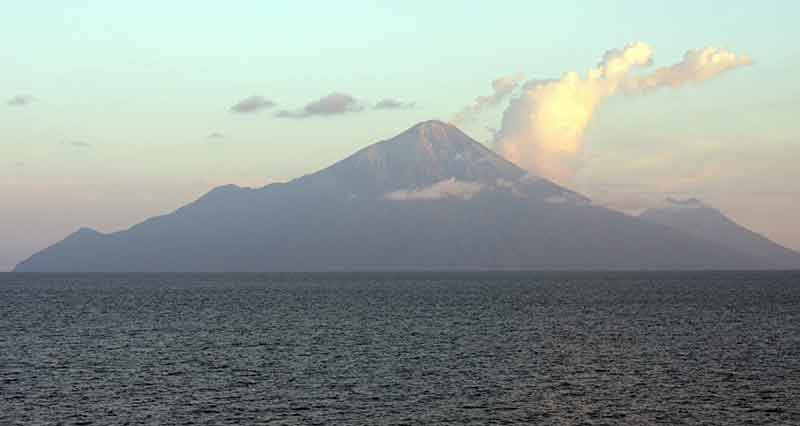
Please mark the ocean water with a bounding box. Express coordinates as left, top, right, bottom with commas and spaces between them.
1, 272, 799, 425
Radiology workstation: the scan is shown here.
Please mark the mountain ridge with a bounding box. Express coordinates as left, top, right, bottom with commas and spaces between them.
640, 198, 800, 268
14, 121, 794, 272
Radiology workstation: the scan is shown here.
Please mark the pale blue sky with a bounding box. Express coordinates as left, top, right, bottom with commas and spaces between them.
2, 1, 799, 270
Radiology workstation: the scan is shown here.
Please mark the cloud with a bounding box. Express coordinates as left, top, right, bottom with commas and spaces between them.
229, 96, 276, 114
494, 178, 527, 198
7, 94, 35, 107
544, 193, 590, 205
452, 72, 524, 125
623, 47, 754, 93
374, 98, 416, 110
61, 140, 92, 148
492, 42, 752, 185
207, 132, 225, 139
275, 92, 363, 118
665, 197, 704, 208
384, 178, 484, 201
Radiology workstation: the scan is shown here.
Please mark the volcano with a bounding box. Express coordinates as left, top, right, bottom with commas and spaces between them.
15, 121, 794, 272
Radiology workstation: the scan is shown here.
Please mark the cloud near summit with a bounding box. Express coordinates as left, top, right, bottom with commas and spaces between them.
383, 178, 484, 201
464, 43, 753, 185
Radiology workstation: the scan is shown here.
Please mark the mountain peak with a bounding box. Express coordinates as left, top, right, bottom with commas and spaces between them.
73, 227, 103, 238
410, 119, 451, 130
293, 120, 529, 197
405, 119, 454, 138
392, 120, 471, 150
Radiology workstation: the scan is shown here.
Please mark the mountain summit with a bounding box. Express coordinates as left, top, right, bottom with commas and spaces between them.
14, 121, 795, 272
295, 120, 529, 197
291, 119, 583, 203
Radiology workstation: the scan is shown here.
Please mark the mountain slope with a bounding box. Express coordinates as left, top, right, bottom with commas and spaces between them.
640, 198, 800, 269
288, 120, 579, 201
15, 121, 779, 272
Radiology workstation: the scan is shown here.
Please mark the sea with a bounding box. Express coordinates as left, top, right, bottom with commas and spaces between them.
1, 272, 798, 425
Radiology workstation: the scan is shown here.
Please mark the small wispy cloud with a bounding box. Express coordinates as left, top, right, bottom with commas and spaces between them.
7, 94, 35, 107
374, 98, 416, 110
451, 72, 524, 125
207, 132, 225, 139
229, 95, 276, 114
61, 140, 92, 149
275, 92, 363, 119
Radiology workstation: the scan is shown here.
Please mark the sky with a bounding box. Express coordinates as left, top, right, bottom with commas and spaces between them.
2, 1, 799, 271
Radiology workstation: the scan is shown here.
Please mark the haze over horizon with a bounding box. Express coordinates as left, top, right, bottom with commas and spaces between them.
3, 1, 799, 271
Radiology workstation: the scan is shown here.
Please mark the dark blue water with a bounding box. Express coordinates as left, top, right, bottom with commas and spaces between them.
1, 272, 799, 425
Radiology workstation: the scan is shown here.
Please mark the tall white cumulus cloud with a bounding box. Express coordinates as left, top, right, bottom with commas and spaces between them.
492, 43, 753, 185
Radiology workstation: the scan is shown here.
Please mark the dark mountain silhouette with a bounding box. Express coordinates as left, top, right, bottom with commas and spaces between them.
14, 121, 792, 272
640, 198, 800, 269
